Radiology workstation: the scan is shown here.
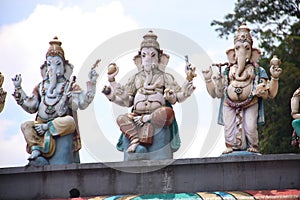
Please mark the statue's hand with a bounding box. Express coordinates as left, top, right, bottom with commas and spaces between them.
102, 85, 112, 95
11, 74, 24, 104
185, 65, 197, 82
133, 115, 151, 127
164, 88, 176, 104
213, 74, 223, 86
254, 82, 268, 99
12, 74, 22, 88
88, 69, 99, 83
115, 83, 127, 99
270, 65, 282, 78
182, 81, 196, 97
202, 66, 213, 81
34, 123, 48, 136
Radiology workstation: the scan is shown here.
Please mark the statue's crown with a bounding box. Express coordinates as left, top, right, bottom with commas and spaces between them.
46, 36, 65, 60
234, 22, 253, 46
140, 30, 160, 50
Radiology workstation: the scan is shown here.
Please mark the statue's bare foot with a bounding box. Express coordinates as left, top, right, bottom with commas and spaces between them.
34, 123, 48, 136
222, 147, 233, 154
127, 138, 139, 153
28, 150, 41, 160
247, 147, 259, 153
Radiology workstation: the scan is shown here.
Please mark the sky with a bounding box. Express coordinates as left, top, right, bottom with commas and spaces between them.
0, 0, 237, 168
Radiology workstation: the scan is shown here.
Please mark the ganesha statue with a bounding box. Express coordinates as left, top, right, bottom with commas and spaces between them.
291, 86, 300, 148
12, 37, 99, 165
0, 72, 7, 113
202, 22, 282, 154
102, 30, 196, 160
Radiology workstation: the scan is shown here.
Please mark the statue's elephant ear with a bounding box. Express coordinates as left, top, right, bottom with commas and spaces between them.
40, 61, 47, 80
251, 48, 261, 63
64, 62, 74, 80
133, 54, 142, 71
226, 48, 236, 64
158, 53, 170, 72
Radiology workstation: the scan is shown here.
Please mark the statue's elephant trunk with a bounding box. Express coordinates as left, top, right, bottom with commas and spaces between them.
235, 48, 251, 81
47, 65, 57, 98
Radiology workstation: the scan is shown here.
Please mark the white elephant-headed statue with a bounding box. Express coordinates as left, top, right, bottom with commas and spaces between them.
202, 22, 282, 154
102, 30, 196, 160
12, 37, 99, 165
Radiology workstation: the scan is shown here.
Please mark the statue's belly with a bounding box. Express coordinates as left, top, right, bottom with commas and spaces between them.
38, 98, 69, 121
38, 102, 59, 121
134, 92, 165, 113
227, 82, 252, 102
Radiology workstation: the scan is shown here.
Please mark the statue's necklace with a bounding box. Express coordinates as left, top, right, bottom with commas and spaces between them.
41, 80, 68, 115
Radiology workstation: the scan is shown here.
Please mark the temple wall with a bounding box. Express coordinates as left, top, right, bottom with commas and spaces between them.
0, 154, 299, 199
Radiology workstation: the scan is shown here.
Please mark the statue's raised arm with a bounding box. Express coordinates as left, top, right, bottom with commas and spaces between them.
102, 30, 196, 160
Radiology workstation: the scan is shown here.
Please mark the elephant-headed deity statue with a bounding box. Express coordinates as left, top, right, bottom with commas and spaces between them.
291, 85, 300, 148
12, 37, 99, 165
202, 22, 282, 155
0, 72, 7, 113
102, 30, 196, 160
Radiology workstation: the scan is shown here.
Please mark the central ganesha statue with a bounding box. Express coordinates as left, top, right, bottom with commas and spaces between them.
102, 30, 196, 160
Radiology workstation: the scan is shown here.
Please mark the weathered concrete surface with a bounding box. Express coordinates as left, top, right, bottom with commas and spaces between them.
0, 154, 299, 199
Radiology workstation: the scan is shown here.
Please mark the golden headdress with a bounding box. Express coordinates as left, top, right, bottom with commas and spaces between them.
46, 36, 65, 60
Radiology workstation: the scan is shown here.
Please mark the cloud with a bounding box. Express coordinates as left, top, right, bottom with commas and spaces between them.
0, 1, 230, 167
0, 119, 28, 167
0, 1, 139, 167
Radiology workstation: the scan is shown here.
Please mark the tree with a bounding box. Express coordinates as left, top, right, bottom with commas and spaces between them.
211, 0, 300, 154
259, 21, 300, 154
211, 0, 300, 54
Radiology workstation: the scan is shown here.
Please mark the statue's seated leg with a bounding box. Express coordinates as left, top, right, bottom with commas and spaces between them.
117, 114, 140, 153
123, 136, 149, 160
151, 107, 174, 128
119, 107, 175, 160
21, 121, 55, 161
28, 149, 41, 160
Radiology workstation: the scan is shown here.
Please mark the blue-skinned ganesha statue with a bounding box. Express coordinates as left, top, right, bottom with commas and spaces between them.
12, 37, 99, 166
102, 30, 196, 160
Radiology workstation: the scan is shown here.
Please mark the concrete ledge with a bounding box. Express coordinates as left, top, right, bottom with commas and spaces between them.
0, 154, 299, 199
